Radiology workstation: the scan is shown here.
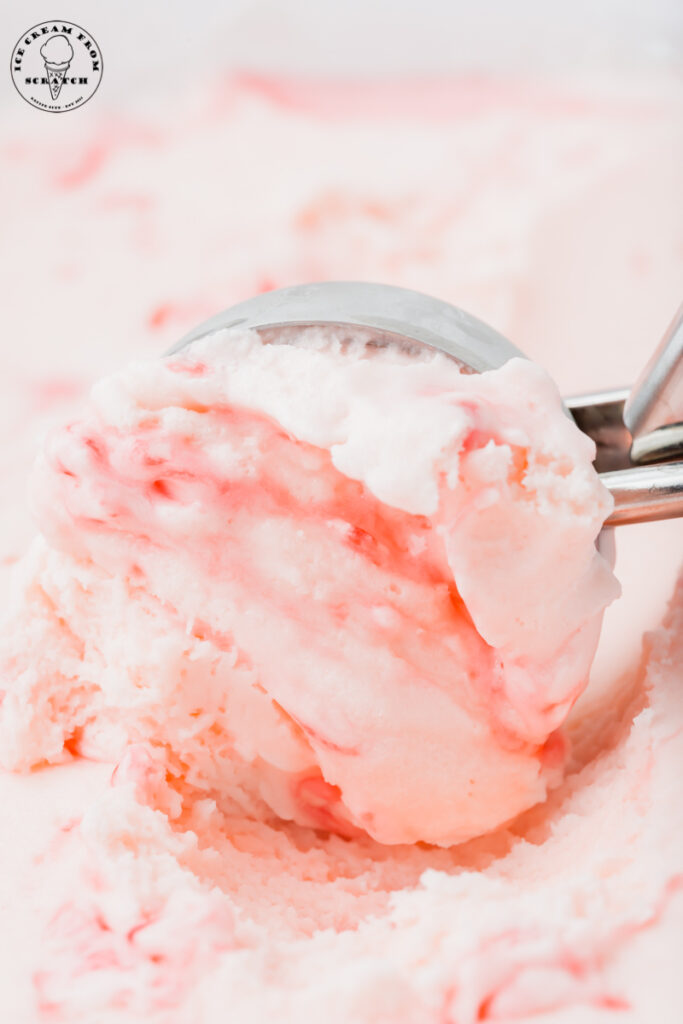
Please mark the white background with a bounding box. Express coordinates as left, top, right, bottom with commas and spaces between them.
4, 0, 683, 101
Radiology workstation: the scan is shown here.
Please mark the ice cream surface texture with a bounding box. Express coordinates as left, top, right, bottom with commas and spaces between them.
1, 67, 682, 1024
1, 327, 617, 847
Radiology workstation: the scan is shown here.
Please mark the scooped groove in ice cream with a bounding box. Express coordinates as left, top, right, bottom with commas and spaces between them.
0, 326, 619, 846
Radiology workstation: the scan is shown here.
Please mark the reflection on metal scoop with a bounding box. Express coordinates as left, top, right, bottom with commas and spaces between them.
171, 282, 683, 528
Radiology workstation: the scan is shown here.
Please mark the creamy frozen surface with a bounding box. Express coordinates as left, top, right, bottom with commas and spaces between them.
1, 328, 616, 846
1, 68, 682, 1023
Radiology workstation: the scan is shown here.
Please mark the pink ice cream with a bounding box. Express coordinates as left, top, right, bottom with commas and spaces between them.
1, 67, 682, 1024
0, 327, 616, 847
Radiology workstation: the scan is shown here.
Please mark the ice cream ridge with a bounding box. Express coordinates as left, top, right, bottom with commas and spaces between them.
0, 324, 619, 846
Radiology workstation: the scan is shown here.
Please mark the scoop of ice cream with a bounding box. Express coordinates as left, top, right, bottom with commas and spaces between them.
0, 327, 618, 845
40, 35, 74, 68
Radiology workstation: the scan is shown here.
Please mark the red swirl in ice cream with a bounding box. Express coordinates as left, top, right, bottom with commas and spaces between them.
1, 327, 618, 846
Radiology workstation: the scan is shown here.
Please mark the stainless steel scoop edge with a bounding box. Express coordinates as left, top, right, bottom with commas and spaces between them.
169, 281, 524, 373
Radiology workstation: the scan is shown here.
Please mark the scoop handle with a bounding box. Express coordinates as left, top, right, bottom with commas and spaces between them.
601, 461, 683, 526
567, 303, 683, 526
623, 303, 683, 454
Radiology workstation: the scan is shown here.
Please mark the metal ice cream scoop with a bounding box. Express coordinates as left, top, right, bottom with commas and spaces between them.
170, 282, 683, 527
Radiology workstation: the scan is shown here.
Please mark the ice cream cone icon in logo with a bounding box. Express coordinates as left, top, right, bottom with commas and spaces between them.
11, 21, 102, 112
40, 35, 73, 100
